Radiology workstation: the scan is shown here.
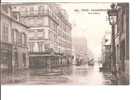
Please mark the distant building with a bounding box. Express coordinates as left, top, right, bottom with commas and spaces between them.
0, 4, 29, 71
72, 37, 88, 65
87, 49, 94, 61
12, 3, 72, 70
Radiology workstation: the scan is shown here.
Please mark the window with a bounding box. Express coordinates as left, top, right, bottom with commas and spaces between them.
15, 29, 19, 44
29, 7, 34, 15
14, 52, 18, 67
122, 11, 126, 34
12, 12, 20, 20
20, 7, 26, 16
120, 40, 125, 72
29, 42, 34, 52
18, 32, 22, 46
44, 43, 49, 50
121, 9, 126, 34
2, 24, 9, 42
49, 30, 53, 40
38, 6, 44, 15
38, 42, 43, 52
117, 9, 122, 34
2, 5, 9, 13
22, 33, 27, 46
23, 53, 26, 66
49, 19, 52, 29
49, 19, 57, 31
5, 24, 9, 41
12, 29, 15, 43
25, 34, 27, 46
25, 8, 28, 16
116, 45, 119, 64
12, 29, 17, 44
54, 23, 57, 32
22, 33, 25, 46
64, 24, 66, 31
122, 13, 124, 33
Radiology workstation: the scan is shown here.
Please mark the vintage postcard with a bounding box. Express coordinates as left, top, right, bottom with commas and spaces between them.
0, 2, 129, 85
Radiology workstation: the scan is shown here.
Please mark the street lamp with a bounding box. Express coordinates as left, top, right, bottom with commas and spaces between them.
108, 4, 118, 25
107, 3, 118, 79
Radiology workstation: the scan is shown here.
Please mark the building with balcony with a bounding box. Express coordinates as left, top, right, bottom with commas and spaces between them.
114, 3, 129, 84
11, 3, 72, 71
0, 4, 29, 72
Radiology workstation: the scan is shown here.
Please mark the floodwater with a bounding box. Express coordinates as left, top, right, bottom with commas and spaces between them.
1, 63, 113, 85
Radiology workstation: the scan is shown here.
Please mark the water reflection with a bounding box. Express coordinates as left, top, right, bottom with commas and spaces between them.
1, 63, 112, 85
71, 64, 106, 85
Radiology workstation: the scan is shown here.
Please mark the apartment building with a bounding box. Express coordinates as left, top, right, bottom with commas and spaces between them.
11, 3, 72, 70
0, 4, 29, 71
72, 37, 88, 65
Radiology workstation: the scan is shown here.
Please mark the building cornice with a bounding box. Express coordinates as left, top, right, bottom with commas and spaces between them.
1, 11, 29, 28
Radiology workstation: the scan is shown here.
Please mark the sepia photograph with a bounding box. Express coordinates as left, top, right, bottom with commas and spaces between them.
0, 2, 129, 85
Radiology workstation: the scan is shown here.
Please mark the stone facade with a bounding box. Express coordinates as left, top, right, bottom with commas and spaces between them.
0, 4, 29, 71
115, 3, 129, 84
11, 3, 72, 70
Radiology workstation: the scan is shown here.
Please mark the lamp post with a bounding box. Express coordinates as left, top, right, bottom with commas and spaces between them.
107, 3, 118, 81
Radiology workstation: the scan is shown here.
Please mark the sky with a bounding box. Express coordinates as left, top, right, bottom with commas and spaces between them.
60, 3, 111, 59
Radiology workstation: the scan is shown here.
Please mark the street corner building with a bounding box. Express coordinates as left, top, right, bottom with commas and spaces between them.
11, 3, 73, 73
0, 4, 29, 73
0, 2, 130, 85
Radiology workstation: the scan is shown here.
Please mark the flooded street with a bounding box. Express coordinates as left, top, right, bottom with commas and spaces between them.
70, 63, 112, 85
1, 63, 113, 85
0, 2, 129, 86
0, 2, 131, 100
